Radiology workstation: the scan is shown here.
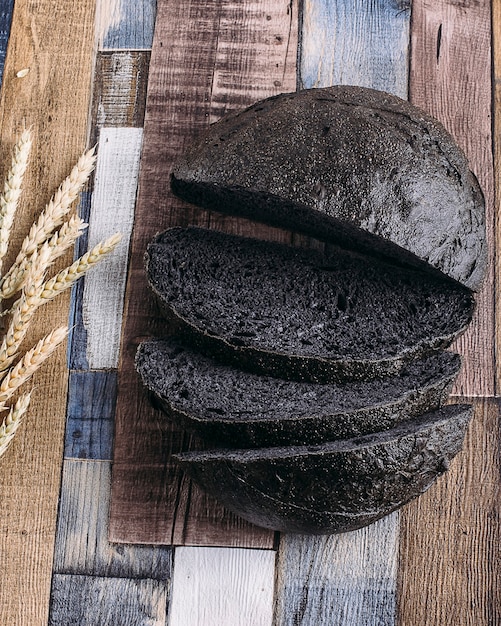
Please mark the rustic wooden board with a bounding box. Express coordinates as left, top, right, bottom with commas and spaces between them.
50, 574, 169, 626
53, 460, 171, 579
0, 1, 96, 624
398, 398, 501, 625
64, 371, 117, 460
109, 0, 298, 547
273, 3, 410, 624
96, 0, 157, 50
168, 547, 276, 625
408, 0, 495, 397
83, 126, 143, 369
493, 0, 501, 389
0, 0, 14, 84
274, 514, 398, 626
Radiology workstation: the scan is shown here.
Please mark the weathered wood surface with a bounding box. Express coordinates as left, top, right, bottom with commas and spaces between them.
398, 398, 501, 625
96, 0, 157, 50
0, 0, 14, 84
109, 0, 298, 547
408, 0, 495, 398
168, 547, 276, 625
0, 1, 96, 625
494, 0, 501, 391
50, 574, 169, 626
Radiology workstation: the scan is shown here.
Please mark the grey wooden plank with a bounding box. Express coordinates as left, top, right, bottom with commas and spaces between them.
64, 371, 116, 460
300, 0, 410, 97
49, 574, 168, 626
274, 515, 398, 626
97, 0, 157, 50
54, 459, 172, 580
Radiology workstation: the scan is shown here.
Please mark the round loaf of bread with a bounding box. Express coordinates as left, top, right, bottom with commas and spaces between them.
172, 85, 486, 290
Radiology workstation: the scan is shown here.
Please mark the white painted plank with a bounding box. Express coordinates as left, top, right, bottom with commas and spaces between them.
82, 126, 142, 369
274, 514, 399, 626
95, 0, 157, 50
169, 547, 276, 626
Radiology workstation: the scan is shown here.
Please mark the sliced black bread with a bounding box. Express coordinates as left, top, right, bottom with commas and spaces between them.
146, 226, 474, 383
174, 404, 472, 534
136, 338, 461, 448
172, 85, 486, 290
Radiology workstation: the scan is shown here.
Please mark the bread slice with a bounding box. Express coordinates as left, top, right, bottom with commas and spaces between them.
146, 227, 474, 383
172, 85, 486, 290
174, 404, 472, 534
136, 338, 461, 448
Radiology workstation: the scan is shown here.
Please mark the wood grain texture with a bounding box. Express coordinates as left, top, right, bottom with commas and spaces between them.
83, 127, 143, 369
54, 460, 171, 579
64, 371, 117, 460
90, 51, 150, 134
96, 0, 157, 50
398, 398, 501, 625
50, 574, 169, 626
0, 1, 96, 624
274, 514, 398, 626
300, 0, 410, 97
168, 547, 276, 626
110, 0, 298, 547
408, 0, 495, 397
493, 0, 501, 391
272, 3, 411, 625
0, 0, 14, 85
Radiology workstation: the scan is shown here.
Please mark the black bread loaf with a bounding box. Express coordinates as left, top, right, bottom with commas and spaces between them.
136, 338, 461, 448
146, 227, 474, 383
174, 404, 472, 534
172, 85, 486, 290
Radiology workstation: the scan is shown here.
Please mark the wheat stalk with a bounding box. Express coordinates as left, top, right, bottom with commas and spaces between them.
0, 393, 31, 458
0, 147, 96, 299
0, 129, 32, 275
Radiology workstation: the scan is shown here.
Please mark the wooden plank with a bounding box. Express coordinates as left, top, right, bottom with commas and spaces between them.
64, 371, 116, 460
54, 460, 172, 579
493, 0, 501, 391
0, 1, 96, 624
0, 0, 14, 85
82, 127, 142, 369
49, 574, 168, 626
96, 0, 157, 50
300, 0, 410, 96
168, 547, 276, 626
110, 0, 298, 547
273, 3, 410, 625
398, 398, 501, 625
90, 51, 150, 132
274, 514, 398, 626
408, 0, 495, 397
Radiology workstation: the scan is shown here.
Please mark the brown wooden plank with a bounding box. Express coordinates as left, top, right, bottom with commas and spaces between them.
408, 0, 495, 397
494, 0, 501, 391
397, 398, 501, 625
0, 0, 96, 624
110, 0, 298, 546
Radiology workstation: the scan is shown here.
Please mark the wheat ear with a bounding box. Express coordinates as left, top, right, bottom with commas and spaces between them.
0, 393, 31, 458
0, 244, 53, 372
0, 148, 96, 298
39, 233, 122, 303
0, 326, 68, 405
0, 129, 32, 275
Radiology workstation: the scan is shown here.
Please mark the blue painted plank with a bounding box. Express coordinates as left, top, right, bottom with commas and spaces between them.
99, 0, 157, 50
0, 0, 14, 86
300, 0, 410, 98
50, 574, 168, 626
54, 460, 172, 579
64, 371, 116, 460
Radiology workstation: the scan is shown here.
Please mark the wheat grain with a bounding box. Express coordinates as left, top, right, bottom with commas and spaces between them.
0, 327, 68, 405
0, 147, 96, 298
0, 129, 32, 274
39, 233, 122, 303
0, 393, 31, 458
